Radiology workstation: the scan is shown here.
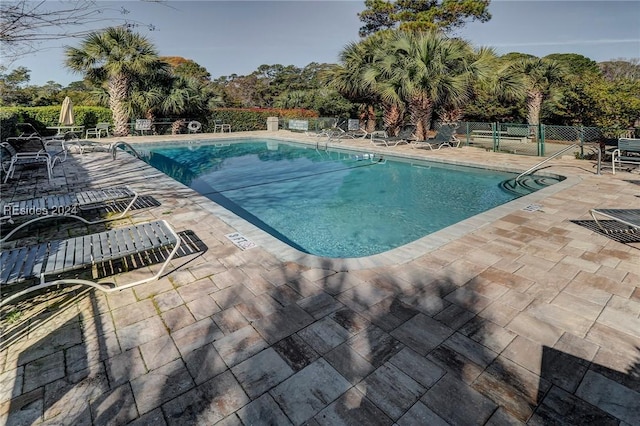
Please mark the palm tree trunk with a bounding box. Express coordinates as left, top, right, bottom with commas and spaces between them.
365, 104, 376, 133
439, 107, 463, 123
109, 74, 130, 137
146, 110, 157, 135
382, 103, 404, 136
527, 90, 543, 125
410, 95, 433, 141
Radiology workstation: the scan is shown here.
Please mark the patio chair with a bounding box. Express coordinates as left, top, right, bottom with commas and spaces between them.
7, 123, 59, 142
8, 123, 80, 150
589, 208, 640, 234
213, 119, 231, 133
370, 124, 417, 147
0, 141, 59, 183
1, 186, 140, 242
333, 119, 370, 140
412, 123, 460, 150
0, 220, 181, 307
85, 122, 112, 139
135, 119, 152, 135
305, 119, 340, 138
7, 123, 40, 141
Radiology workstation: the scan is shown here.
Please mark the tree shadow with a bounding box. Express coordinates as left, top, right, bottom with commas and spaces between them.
5, 250, 639, 424
3, 149, 640, 425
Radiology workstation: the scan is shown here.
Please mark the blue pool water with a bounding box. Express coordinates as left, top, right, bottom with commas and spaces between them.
137, 139, 528, 258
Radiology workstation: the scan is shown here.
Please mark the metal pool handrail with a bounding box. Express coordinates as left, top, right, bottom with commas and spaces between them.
515, 144, 578, 183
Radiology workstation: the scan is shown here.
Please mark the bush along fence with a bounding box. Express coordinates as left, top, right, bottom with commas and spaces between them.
0, 106, 319, 137
454, 122, 637, 157
2, 107, 635, 159
0, 106, 113, 138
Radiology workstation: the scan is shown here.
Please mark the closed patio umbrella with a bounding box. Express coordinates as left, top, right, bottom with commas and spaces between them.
59, 96, 75, 126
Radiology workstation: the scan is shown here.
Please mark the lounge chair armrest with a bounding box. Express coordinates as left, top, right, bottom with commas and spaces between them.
369, 131, 388, 140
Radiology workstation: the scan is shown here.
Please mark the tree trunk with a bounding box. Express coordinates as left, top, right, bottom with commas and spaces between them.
109, 74, 130, 137
439, 107, 463, 123
382, 102, 404, 136
146, 110, 157, 135
172, 119, 186, 135
409, 94, 433, 141
527, 90, 543, 125
365, 104, 376, 133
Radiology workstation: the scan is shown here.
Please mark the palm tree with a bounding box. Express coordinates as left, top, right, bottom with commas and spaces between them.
274, 90, 307, 109
377, 31, 493, 140
328, 35, 389, 133
65, 27, 163, 136
508, 57, 565, 125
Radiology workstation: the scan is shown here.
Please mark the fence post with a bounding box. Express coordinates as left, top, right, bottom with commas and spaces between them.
579, 125, 585, 158
492, 122, 498, 152
539, 124, 545, 156
465, 122, 470, 147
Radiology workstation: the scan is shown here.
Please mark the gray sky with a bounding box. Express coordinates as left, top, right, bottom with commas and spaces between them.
10, 1, 640, 86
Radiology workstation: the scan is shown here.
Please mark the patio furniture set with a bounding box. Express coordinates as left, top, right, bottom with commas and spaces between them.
0, 126, 210, 309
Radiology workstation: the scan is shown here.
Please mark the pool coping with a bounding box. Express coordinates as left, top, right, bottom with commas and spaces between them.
128, 134, 581, 271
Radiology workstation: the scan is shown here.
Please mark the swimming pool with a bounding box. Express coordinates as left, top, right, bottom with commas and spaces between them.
136, 139, 555, 258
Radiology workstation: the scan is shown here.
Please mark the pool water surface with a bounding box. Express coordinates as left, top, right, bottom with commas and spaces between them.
137, 139, 540, 258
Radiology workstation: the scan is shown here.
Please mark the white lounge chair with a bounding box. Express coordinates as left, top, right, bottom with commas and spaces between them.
0, 220, 182, 307
1, 186, 140, 242
7, 123, 64, 143
306, 119, 341, 138
0, 141, 61, 183
590, 208, 640, 234
333, 119, 370, 140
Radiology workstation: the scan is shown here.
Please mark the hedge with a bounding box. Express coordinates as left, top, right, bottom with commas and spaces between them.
0, 106, 112, 137
207, 108, 318, 132
0, 106, 319, 137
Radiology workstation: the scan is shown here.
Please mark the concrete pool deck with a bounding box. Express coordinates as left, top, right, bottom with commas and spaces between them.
1, 130, 639, 425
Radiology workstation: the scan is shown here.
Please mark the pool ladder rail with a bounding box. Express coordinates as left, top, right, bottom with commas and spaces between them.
352, 153, 386, 164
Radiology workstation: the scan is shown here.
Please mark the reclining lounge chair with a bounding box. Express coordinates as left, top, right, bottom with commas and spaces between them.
412, 124, 460, 150
589, 208, 640, 234
1, 186, 140, 242
0, 141, 61, 183
7, 123, 67, 143
333, 119, 370, 140
370, 125, 417, 147
305, 119, 342, 138
0, 220, 181, 307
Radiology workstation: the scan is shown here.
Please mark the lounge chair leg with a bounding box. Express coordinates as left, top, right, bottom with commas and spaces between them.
0, 227, 182, 308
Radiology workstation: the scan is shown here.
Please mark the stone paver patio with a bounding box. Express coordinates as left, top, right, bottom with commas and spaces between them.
1, 130, 639, 425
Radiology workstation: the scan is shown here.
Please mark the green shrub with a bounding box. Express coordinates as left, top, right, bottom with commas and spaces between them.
209, 108, 318, 132
0, 106, 112, 137
0, 106, 317, 136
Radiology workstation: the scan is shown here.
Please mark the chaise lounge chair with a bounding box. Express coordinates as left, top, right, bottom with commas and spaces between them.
1, 186, 141, 242
0, 220, 181, 307
305, 118, 342, 138
7, 123, 66, 143
333, 119, 370, 140
370, 124, 417, 147
412, 123, 460, 150
589, 208, 640, 234
0, 141, 64, 183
